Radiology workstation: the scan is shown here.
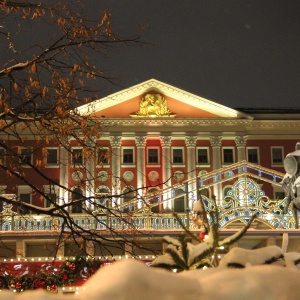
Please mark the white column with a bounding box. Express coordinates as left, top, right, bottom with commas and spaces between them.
235, 136, 247, 162
110, 136, 122, 206
185, 136, 197, 210
160, 136, 172, 210
59, 146, 69, 205
210, 136, 222, 205
135, 136, 147, 209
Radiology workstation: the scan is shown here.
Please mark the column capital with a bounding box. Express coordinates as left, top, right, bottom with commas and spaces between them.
160, 136, 172, 147
235, 136, 248, 147
210, 136, 222, 147
185, 136, 197, 147
110, 136, 122, 148
135, 136, 147, 147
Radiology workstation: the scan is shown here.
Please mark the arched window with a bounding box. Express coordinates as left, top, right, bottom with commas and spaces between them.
71, 187, 83, 213
174, 188, 185, 213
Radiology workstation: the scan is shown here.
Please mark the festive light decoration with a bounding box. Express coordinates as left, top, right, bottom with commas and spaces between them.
0, 256, 102, 292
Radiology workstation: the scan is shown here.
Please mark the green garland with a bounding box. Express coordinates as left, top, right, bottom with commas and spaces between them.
0, 256, 102, 292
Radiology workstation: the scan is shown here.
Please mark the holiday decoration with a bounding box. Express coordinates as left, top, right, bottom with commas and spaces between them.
0, 256, 102, 292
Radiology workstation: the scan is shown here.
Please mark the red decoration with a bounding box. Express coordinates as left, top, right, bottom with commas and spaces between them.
199, 232, 206, 240
15, 281, 22, 289
89, 267, 95, 274
61, 272, 68, 280
51, 284, 57, 291
69, 263, 76, 270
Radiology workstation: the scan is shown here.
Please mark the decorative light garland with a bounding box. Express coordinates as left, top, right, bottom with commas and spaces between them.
0, 255, 155, 293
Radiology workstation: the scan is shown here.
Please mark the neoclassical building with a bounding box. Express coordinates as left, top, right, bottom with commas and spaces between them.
1, 79, 300, 257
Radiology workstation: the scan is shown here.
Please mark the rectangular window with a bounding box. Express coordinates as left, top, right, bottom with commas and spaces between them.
43, 185, 58, 207
46, 148, 58, 166
122, 148, 134, 164
222, 148, 234, 164
247, 147, 259, 164
97, 148, 109, 165
148, 148, 159, 164
197, 147, 209, 165
19, 193, 31, 215
72, 148, 83, 165
0, 148, 5, 165
20, 148, 32, 165
271, 147, 283, 165
172, 148, 184, 164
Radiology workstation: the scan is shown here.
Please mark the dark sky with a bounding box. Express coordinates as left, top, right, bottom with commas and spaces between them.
91, 0, 300, 109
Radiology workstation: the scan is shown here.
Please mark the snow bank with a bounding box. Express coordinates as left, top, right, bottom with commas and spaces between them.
1, 258, 300, 299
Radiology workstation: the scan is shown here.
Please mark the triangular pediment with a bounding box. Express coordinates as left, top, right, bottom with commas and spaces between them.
76, 79, 252, 119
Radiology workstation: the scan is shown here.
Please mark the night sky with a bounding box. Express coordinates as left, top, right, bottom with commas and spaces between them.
93, 0, 300, 109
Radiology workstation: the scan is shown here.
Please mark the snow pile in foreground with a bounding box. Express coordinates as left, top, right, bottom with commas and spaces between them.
1, 258, 300, 300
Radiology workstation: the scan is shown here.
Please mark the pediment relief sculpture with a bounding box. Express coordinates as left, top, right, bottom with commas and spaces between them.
131, 94, 176, 117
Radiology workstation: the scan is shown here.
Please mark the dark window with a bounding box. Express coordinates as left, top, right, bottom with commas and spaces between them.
197, 148, 208, 164
71, 188, 83, 213
19, 193, 31, 214
0, 148, 5, 165
46, 148, 58, 165
275, 191, 285, 200
148, 148, 158, 164
45, 193, 57, 207
173, 148, 183, 164
223, 148, 234, 164
123, 149, 134, 164
247, 148, 258, 164
20, 148, 32, 165
98, 148, 109, 165
272, 148, 283, 164
72, 148, 83, 165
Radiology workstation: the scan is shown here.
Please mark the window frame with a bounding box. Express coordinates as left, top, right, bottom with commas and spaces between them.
45, 147, 59, 167
196, 147, 210, 166
172, 147, 184, 165
43, 185, 59, 207
72, 147, 84, 166
97, 147, 110, 167
271, 146, 284, 166
222, 147, 235, 165
20, 147, 33, 166
18, 185, 32, 215
246, 147, 260, 164
122, 147, 135, 165
147, 147, 160, 165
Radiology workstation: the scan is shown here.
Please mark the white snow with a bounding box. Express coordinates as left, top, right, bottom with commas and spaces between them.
1, 249, 300, 299
219, 246, 285, 268
0, 260, 300, 300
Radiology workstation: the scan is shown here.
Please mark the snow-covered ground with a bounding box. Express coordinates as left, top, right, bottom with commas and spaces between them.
1, 248, 300, 300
